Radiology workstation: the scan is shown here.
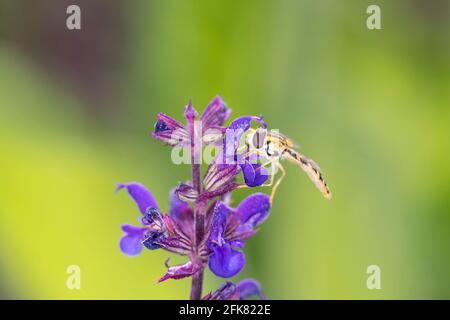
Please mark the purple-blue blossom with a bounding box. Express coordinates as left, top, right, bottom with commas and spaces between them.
117, 96, 272, 299
207, 193, 270, 278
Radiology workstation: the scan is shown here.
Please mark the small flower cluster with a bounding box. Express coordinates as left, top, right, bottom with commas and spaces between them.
118, 96, 270, 299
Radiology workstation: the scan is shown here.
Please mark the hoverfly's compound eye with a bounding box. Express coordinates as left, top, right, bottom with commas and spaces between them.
252, 128, 267, 149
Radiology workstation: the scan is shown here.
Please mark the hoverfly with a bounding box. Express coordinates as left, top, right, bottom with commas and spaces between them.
241, 127, 332, 202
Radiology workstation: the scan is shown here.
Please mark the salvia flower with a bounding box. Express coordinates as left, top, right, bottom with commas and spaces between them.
207, 193, 270, 278
117, 183, 204, 281
118, 97, 275, 299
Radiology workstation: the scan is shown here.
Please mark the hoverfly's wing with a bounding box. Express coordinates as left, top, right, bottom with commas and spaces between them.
284, 134, 300, 150
285, 150, 332, 200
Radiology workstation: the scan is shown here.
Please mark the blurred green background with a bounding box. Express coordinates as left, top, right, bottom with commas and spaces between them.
0, 0, 449, 299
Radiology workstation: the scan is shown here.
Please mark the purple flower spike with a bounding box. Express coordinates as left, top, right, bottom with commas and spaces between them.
116, 182, 159, 215
120, 225, 147, 256
237, 279, 267, 300
118, 97, 306, 299
201, 96, 231, 129
208, 242, 246, 278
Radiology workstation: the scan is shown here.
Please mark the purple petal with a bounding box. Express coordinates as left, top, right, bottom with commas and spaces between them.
237, 193, 270, 227
158, 260, 201, 282
166, 191, 194, 240
201, 96, 231, 129
208, 243, 246, 278
228, 240, 245, 248
203, 159, 241, 192
202, 126, 226, 146
240, 161, 269, 187
154, 112, 184, 131
119, 224, 146, 256
209, 202, 232, 246
175, 183, 199, 202
237, 279, 266, 300
152, 112, 190, 146
198, 182, 240, 202
223, 115, 266, 165
158, 237, 191, 255
249, 164, 269, 187
169, 188, 192, 219
228, 115, 266, 131
116, 182, 159, 215
240, 161, 255, 184
230, 227, 257, 242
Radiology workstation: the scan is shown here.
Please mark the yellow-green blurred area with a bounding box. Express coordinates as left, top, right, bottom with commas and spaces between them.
0, 0, 449, 299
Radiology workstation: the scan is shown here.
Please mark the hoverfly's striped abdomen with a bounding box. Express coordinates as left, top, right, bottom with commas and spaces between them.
285, 148, 332, 200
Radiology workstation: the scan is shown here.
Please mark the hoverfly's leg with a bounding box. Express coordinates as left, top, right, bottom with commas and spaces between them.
236, 145, 247, 154
270, 160, 286, 204
262, 169, 275, 187
260, 159, 277, 187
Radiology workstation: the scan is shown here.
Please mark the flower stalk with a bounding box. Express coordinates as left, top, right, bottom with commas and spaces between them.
190, 118, 205, 300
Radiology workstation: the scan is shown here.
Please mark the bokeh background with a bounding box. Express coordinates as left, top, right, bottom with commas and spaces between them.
0, 0, 449, 299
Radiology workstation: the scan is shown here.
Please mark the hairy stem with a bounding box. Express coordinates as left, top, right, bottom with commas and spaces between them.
190, 261, 204, 300
192, 163, 201, 194
190, 121, 204, 300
